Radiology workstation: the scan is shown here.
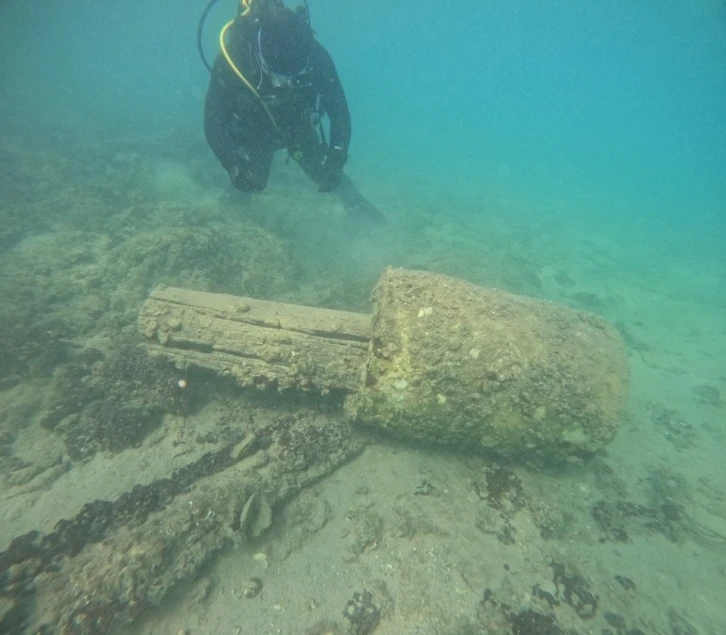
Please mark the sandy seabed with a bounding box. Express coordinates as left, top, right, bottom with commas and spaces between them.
1, 124, 724, 635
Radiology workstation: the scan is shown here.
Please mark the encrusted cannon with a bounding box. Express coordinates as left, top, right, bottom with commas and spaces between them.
139, 268, 629, 463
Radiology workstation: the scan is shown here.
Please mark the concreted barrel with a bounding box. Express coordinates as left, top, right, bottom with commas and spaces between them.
344, 268, 629, 464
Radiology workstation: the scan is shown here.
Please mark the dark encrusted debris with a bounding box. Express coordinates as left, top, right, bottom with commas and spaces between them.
480, 575, 597, 635
509, 609, 563, 635
613, 574, 636, 591
0, 437, 258, 627
0, 320, 69, 381
414, 479, 436, 496
260, 409, 354, 474
62, 398, 161, 458
650, 406, 696, 450
0, 390, 364, 634
668, 609, 699, 635
40, 343, 208, 459
532, 584, 559, 609
602, 620, 646, 635
603, 612, 627, 629
550, 561, 598, 619
592, 499, 683, 543
692, 384, 722, 408
497, 519, 517, 545
343, 590, 380, 635
591, 459, 628, 498
244, 577, 263, 599
474, 464, 525, 514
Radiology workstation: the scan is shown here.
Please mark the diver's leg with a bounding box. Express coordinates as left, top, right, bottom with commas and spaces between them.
204, 61, 275, 192
289, 123, 327, 186
289, 123, 385, 222
226, 138, 275, 192
336, 174, 386, 224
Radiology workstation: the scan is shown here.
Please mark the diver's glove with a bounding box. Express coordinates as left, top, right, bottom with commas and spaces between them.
228, 158, 264, 192
318, 146, 348, 193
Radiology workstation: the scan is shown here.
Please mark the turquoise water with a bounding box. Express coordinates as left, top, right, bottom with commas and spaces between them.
1, 1, 725, 633
3, 1, 725, 223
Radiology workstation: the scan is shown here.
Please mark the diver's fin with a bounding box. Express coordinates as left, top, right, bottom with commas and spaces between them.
336, 175, 386, 224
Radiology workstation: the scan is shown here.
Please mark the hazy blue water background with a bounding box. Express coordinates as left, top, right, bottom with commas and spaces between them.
2, 0, 724, 252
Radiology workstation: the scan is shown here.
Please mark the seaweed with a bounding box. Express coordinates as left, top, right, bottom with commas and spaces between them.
549, 561, 598, 619
40, 343, 206, 459
343, 590, 380, 635
510, 609, 563, 635
473, 464, 525, 514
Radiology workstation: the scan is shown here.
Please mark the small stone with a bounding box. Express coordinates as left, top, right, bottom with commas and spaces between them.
244, 577, 263, 598
253, 552, 269, 569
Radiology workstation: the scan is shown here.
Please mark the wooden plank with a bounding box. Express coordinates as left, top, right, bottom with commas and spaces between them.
139, 286, 371, 393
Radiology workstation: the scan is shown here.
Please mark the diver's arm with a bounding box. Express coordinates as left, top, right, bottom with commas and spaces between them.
204, 58, 241, 172
311, 43, 350, 191
311, 42, 351, 157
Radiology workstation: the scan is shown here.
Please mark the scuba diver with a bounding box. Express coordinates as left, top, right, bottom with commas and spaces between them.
200, 0, 384, 222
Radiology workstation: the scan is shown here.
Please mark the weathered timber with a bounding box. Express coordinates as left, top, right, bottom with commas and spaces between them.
139, 285, 371, 393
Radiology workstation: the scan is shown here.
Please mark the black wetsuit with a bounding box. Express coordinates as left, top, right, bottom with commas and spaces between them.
204, 8, 351, 192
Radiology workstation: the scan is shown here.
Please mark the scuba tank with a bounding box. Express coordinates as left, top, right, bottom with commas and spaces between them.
197, 0, 310, 72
